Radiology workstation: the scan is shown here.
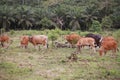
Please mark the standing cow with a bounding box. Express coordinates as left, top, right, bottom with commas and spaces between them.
29, 35, 48, 50
20, 35, 48, 50
85, 33, 102, 47
0, 34, 13, 48
64, 33, 80, 48
76, 37, 96, 54
20, 35, 29, 49
99, 36, 119, 56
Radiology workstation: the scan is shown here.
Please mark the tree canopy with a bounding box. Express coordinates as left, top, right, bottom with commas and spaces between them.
0, 0, 120, 31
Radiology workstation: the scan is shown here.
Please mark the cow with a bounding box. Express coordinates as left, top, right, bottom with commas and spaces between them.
64, 33, 81, 48
20, 35, 29, 49
76, 37, 96, 54
0, 34, 13, 48
85, 33, 102, 47
29, 35, 48, 50
99, 36, 119, 56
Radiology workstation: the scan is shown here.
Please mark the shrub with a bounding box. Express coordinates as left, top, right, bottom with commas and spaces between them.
101, 16, 113, 30
10, 30, 15, 35
48, 30, 59, 47
113, 29, 120, 44
40, 17, 57, 30
89, 20, 102, 32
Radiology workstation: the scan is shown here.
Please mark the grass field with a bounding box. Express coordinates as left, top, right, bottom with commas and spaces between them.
0, 30, 120, 80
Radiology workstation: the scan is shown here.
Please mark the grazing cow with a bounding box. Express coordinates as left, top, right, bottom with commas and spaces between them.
29, 35, 48, 50
0, 34, 12, 48
99, 36, 119, 56
20, 35, 29, 48
64, 33, 80, 48
85, 33, 102, 47
76, 37, 96, 53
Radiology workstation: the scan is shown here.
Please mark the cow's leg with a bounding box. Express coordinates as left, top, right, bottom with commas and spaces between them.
70, 44, 73, 48
91, 44, 96, 54
112, 49, 117, 57
43, 44, 47, 49
33, 44, 38, 50
1, 42, 4, 47
25, 45, 28, 49
77, 45, 81, 53
38, 45, 41, 51
104, 50, 107, 56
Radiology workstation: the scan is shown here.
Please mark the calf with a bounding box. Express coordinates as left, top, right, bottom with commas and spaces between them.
76, 37, 96, 53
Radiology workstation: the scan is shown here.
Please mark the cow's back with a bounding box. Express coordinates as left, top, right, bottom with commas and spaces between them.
77, 37, 95, 46
65, 33, 80, 44
0, 34, 9, 42
85, 33, 101, 47
101, 40, 117, 50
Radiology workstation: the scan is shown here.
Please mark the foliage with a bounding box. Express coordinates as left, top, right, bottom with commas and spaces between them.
0, 0, 119, 31
48, 29, 59, 47
39, 17, 57, 30
113, 29, 120, 44
89, 20, 102, 32
101, 16, 113, 30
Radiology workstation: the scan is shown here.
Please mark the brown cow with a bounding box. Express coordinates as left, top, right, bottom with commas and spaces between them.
20, 35, 29, 48
64, 33, 80, 48
29, 35, 48, 50
20, 35, 48, 50
76, 37, 96, 53
99, 36, 119, 56
0, 34, 12, 48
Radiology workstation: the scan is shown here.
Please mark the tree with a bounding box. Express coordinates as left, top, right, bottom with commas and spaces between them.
69, 17, 81, 31
101, 16, 113, 30
39, 17, 57, 30
90, 20, 102, 32
16, 6, 34, 30
0, 5, 15, 31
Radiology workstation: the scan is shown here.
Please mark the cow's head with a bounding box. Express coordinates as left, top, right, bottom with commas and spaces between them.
28, 36, 33, 42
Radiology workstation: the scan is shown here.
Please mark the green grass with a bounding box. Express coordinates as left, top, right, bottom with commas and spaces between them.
0, 30, 120, 80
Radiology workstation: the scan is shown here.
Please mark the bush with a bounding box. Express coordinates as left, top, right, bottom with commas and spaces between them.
48, 30, 59, 47
101, 16, 113, 30
113, 29, 120, 44
40, 17, 57, 30
89, 20, 102, 32
10, 30, 15, 35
